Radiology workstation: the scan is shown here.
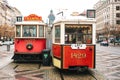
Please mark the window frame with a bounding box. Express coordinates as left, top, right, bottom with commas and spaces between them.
116, 20, 120, 24
22, 25, 37, 37
65, 24, 92, 44
39, 25, 44, 37
16, 25, 21, 37
116, 6, 120, 10
55, 25, 61, 43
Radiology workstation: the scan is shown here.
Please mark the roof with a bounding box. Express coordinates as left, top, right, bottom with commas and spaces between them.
15, 21, 46, 25
54, 15, 96, 24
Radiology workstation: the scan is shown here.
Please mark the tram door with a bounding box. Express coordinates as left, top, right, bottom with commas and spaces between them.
65, 24, 92, 44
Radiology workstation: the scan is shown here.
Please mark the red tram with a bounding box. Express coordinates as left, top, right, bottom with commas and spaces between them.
12, 11, 96, 70
52, 15, 96, 70
12, 14, 51, 65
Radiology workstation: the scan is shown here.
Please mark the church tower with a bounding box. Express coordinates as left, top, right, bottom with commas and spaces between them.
48, 10, 55, 26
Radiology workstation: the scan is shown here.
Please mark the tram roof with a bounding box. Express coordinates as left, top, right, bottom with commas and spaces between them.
54, 16, 96, 24
15, 21, 46, 25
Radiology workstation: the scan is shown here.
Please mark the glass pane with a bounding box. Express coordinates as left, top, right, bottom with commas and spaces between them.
22, 25, 37, 37
55, 26, 60, 43
55, 26, 60, 37
39, 26, 44, 37
65, 24, 92, 44
16, 25, 21, 37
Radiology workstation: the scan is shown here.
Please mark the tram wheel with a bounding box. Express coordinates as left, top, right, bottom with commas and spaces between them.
78, 66, 88, 72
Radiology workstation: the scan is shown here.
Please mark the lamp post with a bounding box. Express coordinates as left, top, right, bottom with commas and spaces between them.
4, 30, 8, 41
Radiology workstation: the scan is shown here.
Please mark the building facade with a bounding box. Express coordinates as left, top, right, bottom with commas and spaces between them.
0, 0, 22, 26
94, 0, 120, 40
0, 0, 22, 40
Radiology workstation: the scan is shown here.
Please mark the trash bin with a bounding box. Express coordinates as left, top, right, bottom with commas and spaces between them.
42, 49, 51, 66
7, 44, 10, 51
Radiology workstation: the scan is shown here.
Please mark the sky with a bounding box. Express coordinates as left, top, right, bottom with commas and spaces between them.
7, 0, 99, 21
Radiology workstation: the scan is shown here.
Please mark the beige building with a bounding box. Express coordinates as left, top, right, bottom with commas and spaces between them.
0, 0, 22, 26
94, 0, 120, 40
0, 0, 22, 40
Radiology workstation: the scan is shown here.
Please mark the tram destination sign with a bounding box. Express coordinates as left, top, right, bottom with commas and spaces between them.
24, 14, 42, 21
87, 9, 95, 18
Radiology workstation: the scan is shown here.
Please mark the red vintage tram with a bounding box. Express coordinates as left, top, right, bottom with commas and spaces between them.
12, 14, 51, 65
52, 14, 96, 70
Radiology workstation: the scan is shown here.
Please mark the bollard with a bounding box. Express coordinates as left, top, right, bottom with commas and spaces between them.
7, 44, 10, 51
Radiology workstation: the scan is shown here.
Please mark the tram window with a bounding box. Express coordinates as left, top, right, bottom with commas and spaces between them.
16, 25, 21, 37
39, 26, 44, 37
22, 25, 37, 37
55, 26, 60, 43
65, 24, 92, 44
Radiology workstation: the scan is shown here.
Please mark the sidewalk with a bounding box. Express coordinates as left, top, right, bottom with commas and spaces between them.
108, 43, 120, 47
0, 45, 16, 80
96, 43, 120, 80
0, 45, 14, 69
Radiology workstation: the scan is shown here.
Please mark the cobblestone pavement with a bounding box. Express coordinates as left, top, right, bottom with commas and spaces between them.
0, 45, 14, 69
1, 44, 120, 80
96, 44, 120, 80
0, 62, 105, 80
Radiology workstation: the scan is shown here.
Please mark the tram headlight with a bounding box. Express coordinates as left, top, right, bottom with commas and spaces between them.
26, 44, 33, 50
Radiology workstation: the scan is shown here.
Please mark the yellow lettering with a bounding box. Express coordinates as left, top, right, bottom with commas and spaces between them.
71, 53, 86, 59
71, 53, 77, 58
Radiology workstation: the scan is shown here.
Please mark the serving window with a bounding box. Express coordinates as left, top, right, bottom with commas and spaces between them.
65, 24, 92, 44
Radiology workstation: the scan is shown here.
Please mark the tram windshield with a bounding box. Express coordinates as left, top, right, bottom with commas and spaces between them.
65, 24, 92, 44
22, 25, 37, 37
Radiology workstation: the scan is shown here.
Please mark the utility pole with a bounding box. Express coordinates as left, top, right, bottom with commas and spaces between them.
57, 8, 68, 18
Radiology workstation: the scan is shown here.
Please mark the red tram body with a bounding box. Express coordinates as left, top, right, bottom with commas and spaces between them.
12, 11, 96, 70
12, 14, 50, 64
52, 44, 95, 69
52, 16, 96, 70
14, 39, 46, 54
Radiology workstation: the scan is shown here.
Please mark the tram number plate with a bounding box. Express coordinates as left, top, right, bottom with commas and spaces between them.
71, 44, 86, 49
71, 53, 86, 59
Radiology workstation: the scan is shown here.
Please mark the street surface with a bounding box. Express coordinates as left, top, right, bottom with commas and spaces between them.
96, 44, 120, 80
0, 44, 119, 80
0, 45, 14, 69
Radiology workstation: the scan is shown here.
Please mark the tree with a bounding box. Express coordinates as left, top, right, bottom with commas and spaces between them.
0, 24, 15, 40
102, 24, 110, 39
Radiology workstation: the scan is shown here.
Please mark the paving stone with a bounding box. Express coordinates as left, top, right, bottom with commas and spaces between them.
96, 48, 120, 80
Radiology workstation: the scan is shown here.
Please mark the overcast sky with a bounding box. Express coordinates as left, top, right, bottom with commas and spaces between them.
7, 0, 99, 21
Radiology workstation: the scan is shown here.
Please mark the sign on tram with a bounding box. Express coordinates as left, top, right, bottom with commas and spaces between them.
87, 10, 96, 18
24, 14, 42, 21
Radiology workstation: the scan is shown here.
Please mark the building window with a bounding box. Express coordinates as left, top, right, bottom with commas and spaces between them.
116, 13, 120, 18
116, 6, 120, 10
16, 16, 22, 22
116, 20, 120, 24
